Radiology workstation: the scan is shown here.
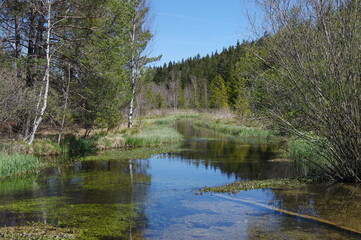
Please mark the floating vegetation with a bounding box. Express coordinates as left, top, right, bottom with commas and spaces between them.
200, 178, 313, 193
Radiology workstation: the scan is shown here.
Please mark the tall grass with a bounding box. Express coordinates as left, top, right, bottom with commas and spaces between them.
194, 120, 274, 138
287, 138, 329, 179
0, 152, 42, 178
125, 125, 183, 146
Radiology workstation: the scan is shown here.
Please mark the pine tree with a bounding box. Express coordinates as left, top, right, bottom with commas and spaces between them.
209, 75, 228, 109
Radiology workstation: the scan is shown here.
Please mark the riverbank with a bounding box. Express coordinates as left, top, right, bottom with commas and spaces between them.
0, 112, 318, 182
0, 113, 197, 178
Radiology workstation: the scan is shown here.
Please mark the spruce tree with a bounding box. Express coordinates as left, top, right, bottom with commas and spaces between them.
209, 75, 229, 109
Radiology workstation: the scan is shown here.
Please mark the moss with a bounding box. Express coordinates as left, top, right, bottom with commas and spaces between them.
200, 178, 313, 193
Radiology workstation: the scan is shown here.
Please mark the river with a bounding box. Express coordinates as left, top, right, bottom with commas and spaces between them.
0, 120, 360, 239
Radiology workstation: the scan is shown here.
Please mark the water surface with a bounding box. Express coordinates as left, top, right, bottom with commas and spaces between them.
0, 121, 359, 239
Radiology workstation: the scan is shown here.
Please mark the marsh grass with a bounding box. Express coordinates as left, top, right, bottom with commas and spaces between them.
194, 120, 274, 139
124, 115, 187, 147
0, 152, 43, 178
287, 138, 329, 178
125, 126, 183, 146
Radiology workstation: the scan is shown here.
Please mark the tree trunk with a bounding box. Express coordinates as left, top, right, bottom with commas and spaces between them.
25, 0, 52, 145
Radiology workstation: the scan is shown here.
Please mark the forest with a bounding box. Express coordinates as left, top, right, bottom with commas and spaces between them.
0, 0, 360, 182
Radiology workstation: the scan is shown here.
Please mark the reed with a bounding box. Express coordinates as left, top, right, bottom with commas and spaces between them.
0, 152, 42, 178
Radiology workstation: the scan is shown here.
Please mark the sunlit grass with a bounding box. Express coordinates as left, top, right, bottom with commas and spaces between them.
125, 125, 183, 146
194, 120, 274, 138
0, 152, 43, 178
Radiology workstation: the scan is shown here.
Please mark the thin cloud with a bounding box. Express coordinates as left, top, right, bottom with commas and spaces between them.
159, 12, 237, 26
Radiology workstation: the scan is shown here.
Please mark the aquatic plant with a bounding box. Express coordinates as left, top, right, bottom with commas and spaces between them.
201, 178, 312, 193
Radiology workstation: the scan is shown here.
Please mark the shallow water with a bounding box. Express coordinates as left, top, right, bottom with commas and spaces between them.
0, 121, 359, 239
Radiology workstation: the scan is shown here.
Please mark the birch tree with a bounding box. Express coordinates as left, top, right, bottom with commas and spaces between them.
127, 0, 157, 128
24, 0, 52, 144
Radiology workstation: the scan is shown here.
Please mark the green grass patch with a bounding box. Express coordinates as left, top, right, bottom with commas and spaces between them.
200, 178, 313, 193
124, 115, 185, 147
194, 120, 275, 139
125, 125, 183, 146
0, 152, 43, 178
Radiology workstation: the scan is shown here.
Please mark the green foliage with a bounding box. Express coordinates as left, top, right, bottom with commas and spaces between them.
0, 152, 42, 178
64, 135, 99, 158
209, 75, 229, 109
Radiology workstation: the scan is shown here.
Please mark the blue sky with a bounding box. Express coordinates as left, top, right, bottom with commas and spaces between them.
150, 0, 256, 66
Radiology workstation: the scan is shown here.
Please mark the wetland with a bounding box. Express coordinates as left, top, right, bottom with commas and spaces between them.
0, 120, 360, 239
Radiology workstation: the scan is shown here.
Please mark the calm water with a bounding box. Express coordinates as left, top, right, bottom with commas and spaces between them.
0, 121, 360, 239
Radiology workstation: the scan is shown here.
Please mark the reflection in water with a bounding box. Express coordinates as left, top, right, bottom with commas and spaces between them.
0, 120, 359, 239
172, 120, 295, 180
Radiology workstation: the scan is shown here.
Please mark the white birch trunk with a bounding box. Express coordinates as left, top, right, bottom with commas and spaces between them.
25, 0, 52, 145
128, 13, 137, 128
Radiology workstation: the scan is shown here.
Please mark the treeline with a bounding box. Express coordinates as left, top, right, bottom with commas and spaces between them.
0, 0, 152, 143
144, 40, 262, 114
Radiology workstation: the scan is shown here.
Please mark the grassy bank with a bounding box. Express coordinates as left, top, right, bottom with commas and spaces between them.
194, 120, 274, 138
0, 152, 43, 178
